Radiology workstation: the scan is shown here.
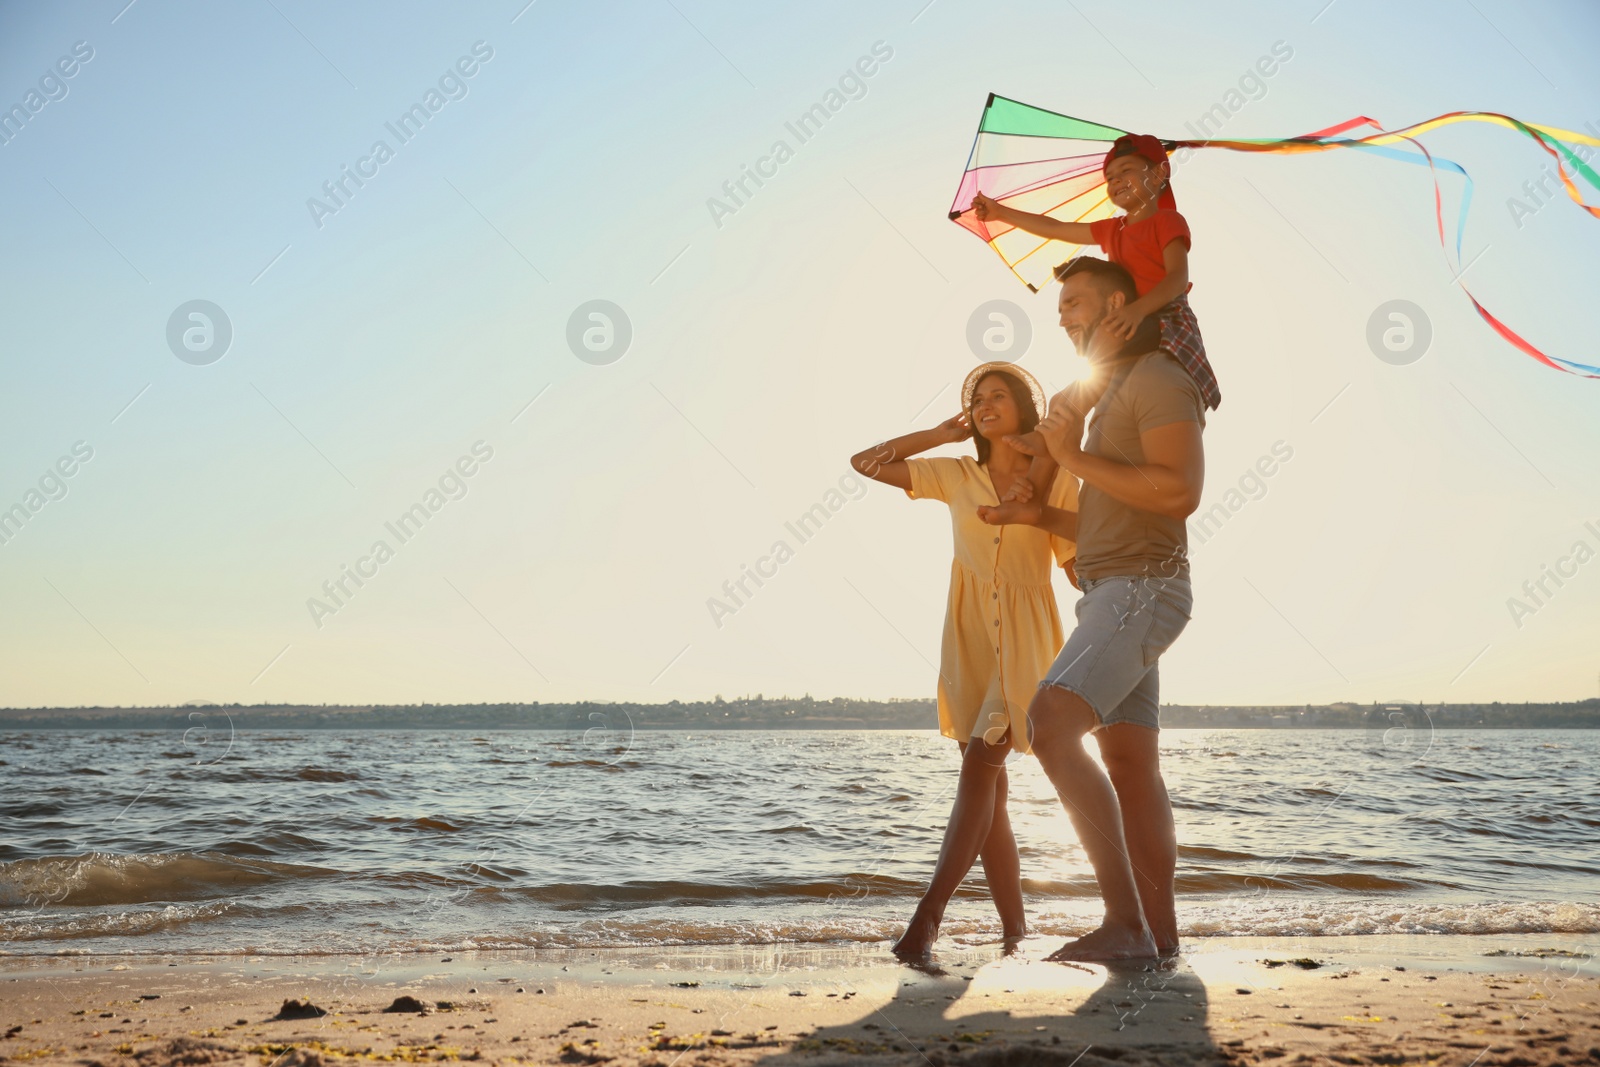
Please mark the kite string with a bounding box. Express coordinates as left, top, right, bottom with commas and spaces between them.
1381, 119, 1600, 377
1178, 111, 1600, 218
1182, 113, 1600, 377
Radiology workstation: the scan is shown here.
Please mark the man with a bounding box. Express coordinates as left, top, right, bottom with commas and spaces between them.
983, 255, 1206, 960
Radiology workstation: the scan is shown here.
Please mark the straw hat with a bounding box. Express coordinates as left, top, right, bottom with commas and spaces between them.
961, 361, 1046, 422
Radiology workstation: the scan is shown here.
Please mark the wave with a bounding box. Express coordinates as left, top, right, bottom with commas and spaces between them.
506, 874, 927, 905
369, 816, 464, 833
0, 899, 243, 943
0, 855, 1447, 915
544, 759, 642, 770
498, 868, 1438, 906
4, 900, 1597, 955
0, 852, 332, 908
1177, 899, 1600, 938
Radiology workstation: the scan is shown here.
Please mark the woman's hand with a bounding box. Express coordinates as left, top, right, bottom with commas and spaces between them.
936, 412, 973, 444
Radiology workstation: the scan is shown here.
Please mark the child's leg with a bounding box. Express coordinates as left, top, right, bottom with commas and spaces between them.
1155, 295, 1221, 411
997, 452, 1057, 504
1026, 452, 1057, 500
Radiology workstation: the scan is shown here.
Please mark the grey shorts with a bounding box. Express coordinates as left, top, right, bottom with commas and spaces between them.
1035, 574, 1194, 731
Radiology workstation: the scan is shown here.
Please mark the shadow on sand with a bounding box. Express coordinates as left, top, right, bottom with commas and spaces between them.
752, 944, 1227, 1067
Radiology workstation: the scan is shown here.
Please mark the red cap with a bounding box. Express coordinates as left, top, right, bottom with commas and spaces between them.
1103, 134, 1176, 210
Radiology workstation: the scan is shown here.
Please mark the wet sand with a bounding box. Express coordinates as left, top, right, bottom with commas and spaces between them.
1, 934, 1596, 1066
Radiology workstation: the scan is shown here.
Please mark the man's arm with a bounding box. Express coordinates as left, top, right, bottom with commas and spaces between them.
1060, 419, 1204, 520
1004, 380, 1205, 520
1033, 504, 1078, 542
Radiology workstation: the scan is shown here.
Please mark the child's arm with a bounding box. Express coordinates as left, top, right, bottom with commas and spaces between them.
849, 414, 970, 492
972, 192, 1096, 246
1103, 240, 1190, 340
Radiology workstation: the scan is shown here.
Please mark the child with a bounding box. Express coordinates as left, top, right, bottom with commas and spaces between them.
972, 133, 1220, 504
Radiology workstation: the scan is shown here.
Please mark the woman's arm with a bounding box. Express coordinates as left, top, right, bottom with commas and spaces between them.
973, 193, 1096, 245
850, 414, 970, 492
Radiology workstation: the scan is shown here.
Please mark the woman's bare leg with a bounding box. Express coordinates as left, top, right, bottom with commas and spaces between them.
892, 735, 1013, 957
977, 763, 1027, 941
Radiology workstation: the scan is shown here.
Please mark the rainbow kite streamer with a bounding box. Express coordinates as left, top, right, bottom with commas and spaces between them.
949, 93, 1600, 377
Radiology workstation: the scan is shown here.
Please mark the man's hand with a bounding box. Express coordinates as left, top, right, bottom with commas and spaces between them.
976, 500, 1042, 527
1000, 476, 1036, 504
1009, 393, 1085, 469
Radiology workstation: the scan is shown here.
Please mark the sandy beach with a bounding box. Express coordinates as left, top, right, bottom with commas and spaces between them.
3, 934, 1595, 1067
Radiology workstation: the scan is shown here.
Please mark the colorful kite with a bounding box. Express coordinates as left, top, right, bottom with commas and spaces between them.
948, 93, 1600, 377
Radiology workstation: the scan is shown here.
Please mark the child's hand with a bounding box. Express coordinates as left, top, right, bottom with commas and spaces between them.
971, 192, 1003, 222
936, 412, 973, 443
1101, 303, 1147, 341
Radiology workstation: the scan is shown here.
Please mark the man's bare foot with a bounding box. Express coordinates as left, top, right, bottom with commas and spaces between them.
1043, 922, 1157, 962
891, 914, 939, 959
1000, 926, 1027, 955
1147, 916, 1180, 957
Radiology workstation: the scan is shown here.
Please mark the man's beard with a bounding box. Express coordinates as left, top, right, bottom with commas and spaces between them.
1072, 317, 1103, 358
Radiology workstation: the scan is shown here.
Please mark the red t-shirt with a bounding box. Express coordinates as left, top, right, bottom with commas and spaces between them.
1088, 209, 1192, 297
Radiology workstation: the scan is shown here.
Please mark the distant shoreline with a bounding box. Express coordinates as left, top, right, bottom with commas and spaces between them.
2, 697, 1597, 730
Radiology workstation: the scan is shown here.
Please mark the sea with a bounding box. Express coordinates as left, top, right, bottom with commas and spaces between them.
2, 726, 1597, 957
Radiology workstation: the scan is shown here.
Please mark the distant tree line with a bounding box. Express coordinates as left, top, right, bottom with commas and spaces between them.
1, 696, 1597, 730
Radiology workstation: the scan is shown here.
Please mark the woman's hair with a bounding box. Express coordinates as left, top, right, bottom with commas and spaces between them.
967, 370, 1040, 465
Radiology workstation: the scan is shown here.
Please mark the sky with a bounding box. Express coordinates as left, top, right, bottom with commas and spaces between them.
1, 0, 1597, 710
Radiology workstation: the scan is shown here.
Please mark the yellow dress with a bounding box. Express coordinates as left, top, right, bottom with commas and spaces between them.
904, 457, 1078, 755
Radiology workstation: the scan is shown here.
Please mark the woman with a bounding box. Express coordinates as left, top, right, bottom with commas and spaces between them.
850, 362, 1079, 957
